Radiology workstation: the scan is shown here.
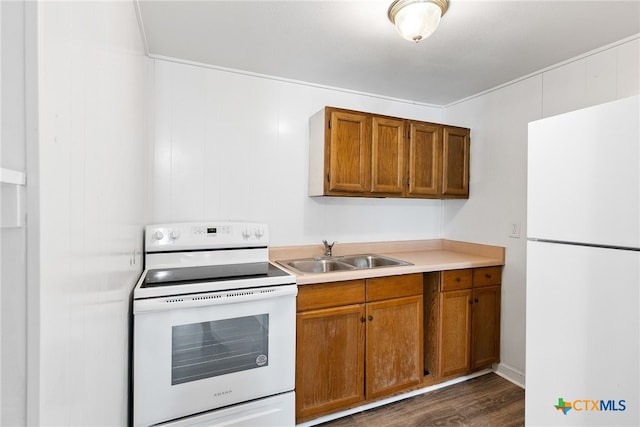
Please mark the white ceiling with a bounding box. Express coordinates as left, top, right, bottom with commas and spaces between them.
136, 0, 640, 106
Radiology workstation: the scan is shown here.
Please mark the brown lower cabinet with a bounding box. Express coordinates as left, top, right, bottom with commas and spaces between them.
424, 267, 502, 379
295, 274, 423, 422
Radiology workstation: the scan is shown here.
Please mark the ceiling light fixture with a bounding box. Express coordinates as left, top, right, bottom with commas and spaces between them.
388, 0, 449, 43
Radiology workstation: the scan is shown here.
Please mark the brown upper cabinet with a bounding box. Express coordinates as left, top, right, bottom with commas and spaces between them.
309, 107, 470, 199
442, 126, 470, 197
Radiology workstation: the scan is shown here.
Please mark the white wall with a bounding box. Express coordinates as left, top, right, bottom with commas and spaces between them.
443, 35, 640, 386
150, 60, 445, 245
30, 1, 148, 425
1, 1, 27, 425
0, 2, 3, 423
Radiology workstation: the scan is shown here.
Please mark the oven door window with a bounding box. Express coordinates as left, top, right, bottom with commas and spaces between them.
171, 314, 269, 385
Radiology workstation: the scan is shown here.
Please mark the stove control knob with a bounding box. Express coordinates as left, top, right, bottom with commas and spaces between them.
254, 227, 264, 238
169, 229, 181, 240
152, 230, 164, 241
242, 227, 252, 239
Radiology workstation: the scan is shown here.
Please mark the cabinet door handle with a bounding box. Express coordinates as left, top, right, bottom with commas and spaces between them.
474, 298, 479, 303
360, 317, 366, 323
368, 315, 373, 321
469, 299, 473, 304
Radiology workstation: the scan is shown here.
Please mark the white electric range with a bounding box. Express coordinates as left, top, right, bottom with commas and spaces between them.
132, 221, 297, 427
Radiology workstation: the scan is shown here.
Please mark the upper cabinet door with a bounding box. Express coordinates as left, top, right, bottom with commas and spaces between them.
371, 117, 405, 195
407, 122, 441, 198
327, 110, 371, 194
442, 126, 470, 197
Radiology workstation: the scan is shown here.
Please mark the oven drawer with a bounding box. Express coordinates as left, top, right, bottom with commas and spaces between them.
157, 392, 295, 427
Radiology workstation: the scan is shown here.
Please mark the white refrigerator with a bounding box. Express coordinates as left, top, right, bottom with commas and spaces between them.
526, 95, 639, 426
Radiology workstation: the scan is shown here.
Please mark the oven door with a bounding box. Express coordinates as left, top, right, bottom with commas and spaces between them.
133, 284, 297, 427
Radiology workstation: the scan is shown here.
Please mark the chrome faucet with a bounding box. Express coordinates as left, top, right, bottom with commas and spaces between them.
322, 240, 336, 257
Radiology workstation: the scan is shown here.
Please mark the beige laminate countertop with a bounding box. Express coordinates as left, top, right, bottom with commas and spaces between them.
269, 239, 505, 285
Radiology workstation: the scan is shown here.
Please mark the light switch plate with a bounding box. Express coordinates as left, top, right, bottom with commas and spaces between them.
509, 222, 521, 239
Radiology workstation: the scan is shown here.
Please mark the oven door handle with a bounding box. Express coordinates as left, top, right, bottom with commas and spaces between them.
133, 284, 297, 314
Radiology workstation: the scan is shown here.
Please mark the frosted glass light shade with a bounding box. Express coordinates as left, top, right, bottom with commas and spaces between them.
388, 0, 448, 42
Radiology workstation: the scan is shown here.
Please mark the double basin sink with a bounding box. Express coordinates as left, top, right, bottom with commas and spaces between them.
278, 254, 412, 275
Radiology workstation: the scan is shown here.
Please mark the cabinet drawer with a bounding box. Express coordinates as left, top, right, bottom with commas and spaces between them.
473, 267, 502, 288
441, 269, 472, 292
297, 280, 365, 312
366, 274, 423, 302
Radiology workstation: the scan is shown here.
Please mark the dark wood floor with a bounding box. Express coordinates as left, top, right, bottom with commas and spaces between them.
317, 373, 524, 427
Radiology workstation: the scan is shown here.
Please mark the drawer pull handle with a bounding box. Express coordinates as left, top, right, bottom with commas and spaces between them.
485, 274, 492, 279
368, 315, 374, 321
455, 277, 461, 282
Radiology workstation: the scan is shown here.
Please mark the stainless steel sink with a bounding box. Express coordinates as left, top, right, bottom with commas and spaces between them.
280, 258, 356, 274
278, 254, 411, 275
339, 254, 411, 269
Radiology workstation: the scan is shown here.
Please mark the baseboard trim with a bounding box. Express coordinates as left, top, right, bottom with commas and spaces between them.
297, 369, 493, 427
493, 362, 525, 388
